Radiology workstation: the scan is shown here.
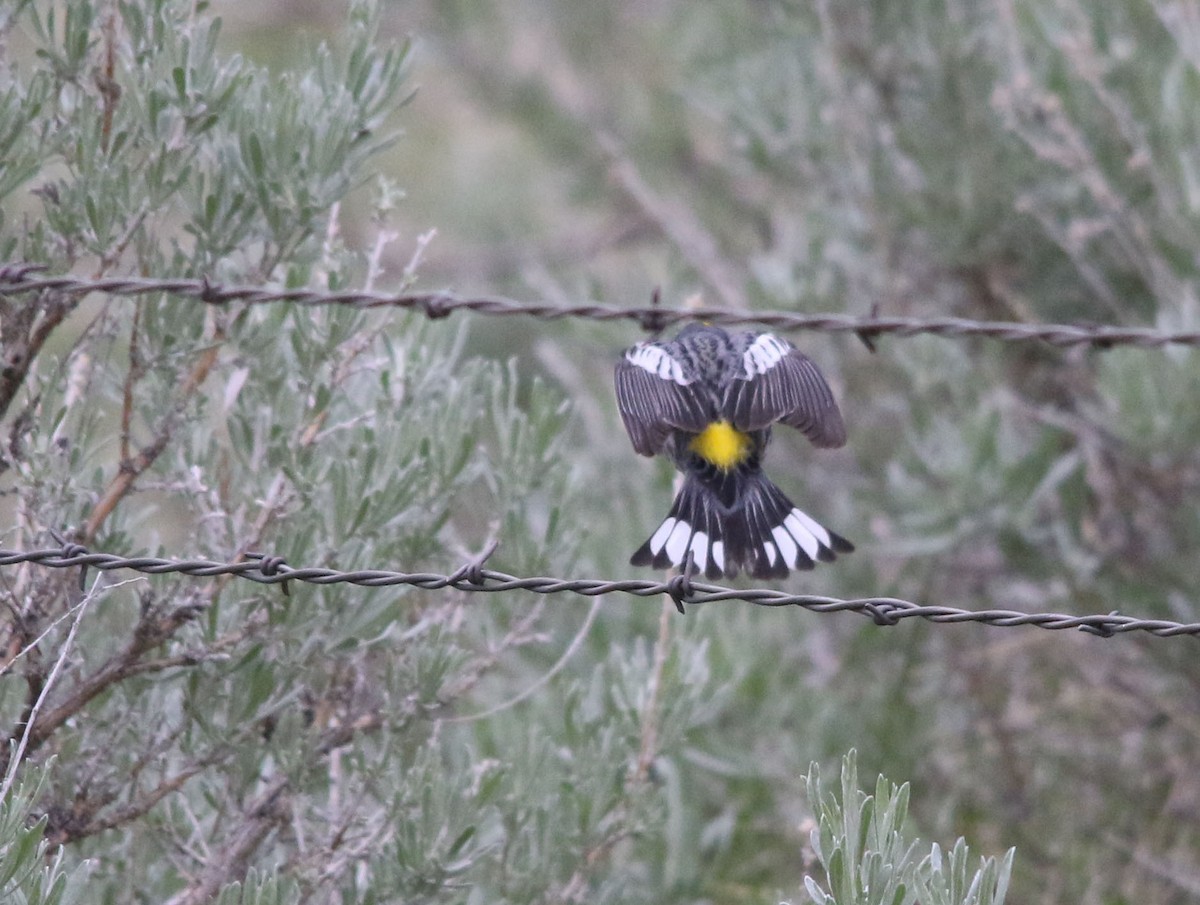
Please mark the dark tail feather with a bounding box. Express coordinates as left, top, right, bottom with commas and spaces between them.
631, 476, 728, 579
631, 473, 852, 579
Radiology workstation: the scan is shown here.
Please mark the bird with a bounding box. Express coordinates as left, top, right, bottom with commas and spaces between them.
614, 322, 852, 579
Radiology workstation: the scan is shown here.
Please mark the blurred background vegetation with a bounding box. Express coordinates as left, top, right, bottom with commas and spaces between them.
3, 0, 1200, 902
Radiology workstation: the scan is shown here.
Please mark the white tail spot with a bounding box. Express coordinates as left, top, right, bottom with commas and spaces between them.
771, 525, 798, 567
788, 508, 832, 549
665, 519, 693, 564
689, 531, 709, 572
649, 517, 677, 554
783, 512, 821, 559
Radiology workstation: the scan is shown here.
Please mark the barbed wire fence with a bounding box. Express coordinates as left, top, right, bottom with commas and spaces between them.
3, 542, 1199, 638
4, 263, 1200, 641
6, 263, 1200, 348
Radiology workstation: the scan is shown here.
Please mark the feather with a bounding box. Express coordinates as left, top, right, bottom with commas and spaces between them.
614, 346, 712, 456
722, 334, 846, 448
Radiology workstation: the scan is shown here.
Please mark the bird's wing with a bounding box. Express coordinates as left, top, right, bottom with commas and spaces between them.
722, 333, 847, 448
614, 343, 712, 456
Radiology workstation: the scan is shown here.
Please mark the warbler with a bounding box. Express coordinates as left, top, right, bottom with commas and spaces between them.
615, 323, 852, 579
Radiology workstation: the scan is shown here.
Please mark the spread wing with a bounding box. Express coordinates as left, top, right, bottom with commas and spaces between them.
722, 333, 846, 448
614, 342, 712, 456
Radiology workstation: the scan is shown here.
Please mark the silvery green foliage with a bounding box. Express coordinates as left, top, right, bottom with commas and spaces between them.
0, 761, 89, 905
2, 0, 408, 278
211, 871, 299, 905
804, 752, 1012, 905
8, 0, 1200, 901
0, 2, 708, 901
910, 840, 1013, 905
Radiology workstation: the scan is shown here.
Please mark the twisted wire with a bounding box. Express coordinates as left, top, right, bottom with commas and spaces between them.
3, 264, 1200, 348
2, 544, 1197, 638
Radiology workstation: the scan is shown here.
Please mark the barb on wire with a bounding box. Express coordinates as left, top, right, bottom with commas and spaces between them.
2, 543, 1198, 639
3, 265, 1200, 349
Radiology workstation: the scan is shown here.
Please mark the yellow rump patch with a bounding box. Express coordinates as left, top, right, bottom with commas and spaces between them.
689, 421, 752, 471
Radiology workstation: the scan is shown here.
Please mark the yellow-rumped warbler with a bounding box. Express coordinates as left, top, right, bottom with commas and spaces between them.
615, 323, 852, 579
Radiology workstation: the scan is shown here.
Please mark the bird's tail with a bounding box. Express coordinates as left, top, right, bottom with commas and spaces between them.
630, 472, 852, 579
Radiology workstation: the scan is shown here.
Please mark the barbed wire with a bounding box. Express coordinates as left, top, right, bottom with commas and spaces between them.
2, 542, 1197, 638
4, 263, 1200, 348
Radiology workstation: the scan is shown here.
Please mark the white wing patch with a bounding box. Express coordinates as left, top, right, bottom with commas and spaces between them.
627, 344, 690, 385
742, 333, 791, 377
